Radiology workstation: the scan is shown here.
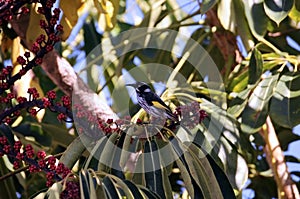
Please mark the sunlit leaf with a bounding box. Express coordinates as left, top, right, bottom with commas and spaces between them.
45, 182, 63, 199
26, 3, 47, 46
0, 34, 13, 55
94, 0, 119, 31
243, 0, 269, 38
263, 0, 293, 25
217, 0, 235, 33
227, 88, 251, 117
288, 0, 300, 22
60, 0, 84, 40
229, 70, 249, 92
196, 99, 249, 190
241, 73, 279, 133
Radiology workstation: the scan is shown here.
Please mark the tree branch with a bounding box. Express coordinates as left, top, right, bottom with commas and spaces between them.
260, 116, 299, 199
10, 13, 118, 122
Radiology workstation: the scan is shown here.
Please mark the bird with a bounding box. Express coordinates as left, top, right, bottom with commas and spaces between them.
126, 82, 178, 122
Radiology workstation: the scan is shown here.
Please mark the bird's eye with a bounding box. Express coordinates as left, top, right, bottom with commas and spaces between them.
144, 88, 151, 92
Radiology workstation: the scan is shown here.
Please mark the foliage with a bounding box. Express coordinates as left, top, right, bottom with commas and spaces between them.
0, 0, 300, 198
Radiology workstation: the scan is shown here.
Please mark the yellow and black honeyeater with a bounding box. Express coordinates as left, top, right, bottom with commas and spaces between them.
126, 82, 178, 122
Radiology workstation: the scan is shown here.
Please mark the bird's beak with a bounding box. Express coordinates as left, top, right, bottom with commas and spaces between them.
125, 83, 136, 88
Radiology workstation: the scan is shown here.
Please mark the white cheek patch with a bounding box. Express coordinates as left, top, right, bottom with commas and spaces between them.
144, 88, 151, 92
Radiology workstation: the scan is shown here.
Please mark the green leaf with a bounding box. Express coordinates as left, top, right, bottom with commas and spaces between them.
277, 128, 300, 151
285, 155, 300, 163
198, 99, 240, 149
138, 186, 161, 199
228, 88, 252, 117
215, 136, 249, 190
102, 176, 121, 198
270, 72, 300, 128
288, 0, 300, 22
264, 0, 294, 25
205, 150, 236, 198
0, 159, 18, 199
241, 73, 279, 133
123, 180, 145, 198
229, 70, 249, 92
41, 123, 74, 148
217, 0, 235, 32
119, 132, 134, 169
233, 0, 254, 51
186, 143, 225, 199
144, 140, 165, 198
248, 176, 277, 198
201, 0, 218, 13
87, 171, 98, 199
248, 47, 263, 85
105, 175, 135, 198
13, 122, 52, 146
170, 139, 199, 198
195, 100, 249, 190
79, 171, 93, 199
243, 0, 269, 38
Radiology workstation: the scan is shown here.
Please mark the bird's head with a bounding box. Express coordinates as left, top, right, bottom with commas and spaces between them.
125, 82, 152, 94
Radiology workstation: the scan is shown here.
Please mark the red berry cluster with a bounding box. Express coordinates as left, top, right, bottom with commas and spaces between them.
73, 104, 121, 138
60, 181, 80, 199
0, 0, 30, 25
175, 101, 208, 129
0, 66, 13, 89
0, 0, 64, 95
0, 88, 72, 124
0, 136, 78, 189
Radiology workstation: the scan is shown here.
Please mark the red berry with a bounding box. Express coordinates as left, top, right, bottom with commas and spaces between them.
24, 52, 31, 58
46, 90, 56, 100
17, 56, 26, 65
35, 58, 43, 65
37, 150, 47, 159
57, 113, 66, 122
29, 108, 37, 116
17, 97, 27, 103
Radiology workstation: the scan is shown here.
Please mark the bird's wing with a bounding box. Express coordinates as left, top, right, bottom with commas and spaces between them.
149, 93, 172, 110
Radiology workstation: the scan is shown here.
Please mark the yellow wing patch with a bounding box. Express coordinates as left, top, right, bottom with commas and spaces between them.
152, 101, 169, 110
